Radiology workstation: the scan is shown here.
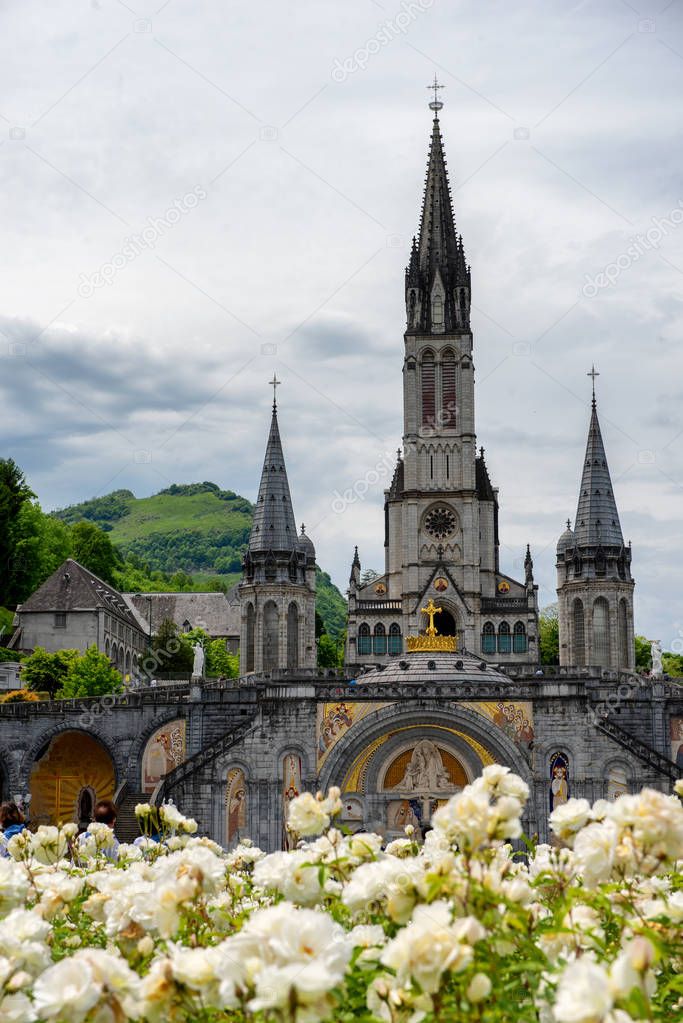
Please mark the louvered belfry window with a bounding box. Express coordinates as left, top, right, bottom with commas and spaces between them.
421, 351, 436, 428
441, 351, 456, 428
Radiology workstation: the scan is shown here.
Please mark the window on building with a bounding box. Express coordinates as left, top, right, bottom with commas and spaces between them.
618, 599, 630, 669
262, 601, 279, 670
513, 621, 527, 653
421, 351, 436, 427
481, 621, 496, 654
573, 598, 585, 664
432, 292, 444, 326
441, 350, 456, 428
358, 623, 371, 656
54, 612, 66, 628
498, 621, 511, 654
287, 602, 299, 669
373, 623, 387, 656
592, 597, 610, 667
388, 623, 402, 655
246, 603, 255, 672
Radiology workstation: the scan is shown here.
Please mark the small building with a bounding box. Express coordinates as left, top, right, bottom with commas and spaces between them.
8, 559, 148, 676
122, 590, 241, 654
0, 662, 21, 691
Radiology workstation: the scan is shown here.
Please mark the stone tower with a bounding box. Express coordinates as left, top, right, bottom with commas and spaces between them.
239, 396, 316, 674
346, 92, 538, 669
556, 381, 634, 670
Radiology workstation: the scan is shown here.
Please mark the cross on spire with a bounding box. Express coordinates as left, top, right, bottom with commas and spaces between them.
269, 373, 281, 407
427, 74, 444, 113
587, 364, 600, 406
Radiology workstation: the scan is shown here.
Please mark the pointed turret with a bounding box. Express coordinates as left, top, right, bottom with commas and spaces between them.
572, 398, 624, 547
248, 403, 298, 554
405, 91, 470, 333
239, 386, 316, 675
556, 371, 635, 671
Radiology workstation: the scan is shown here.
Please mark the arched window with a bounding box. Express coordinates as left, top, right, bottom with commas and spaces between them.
388, 623, 402, 655
432, 292, 444, 326
125, 650, 131, 674
357, 623, 371, 656
572, 598, 585, 664
513, 621, 527, 653
498, 621, 511, 654
77, 787, 94, 827
481, 621, 496, 655
592, 597, 610, 667
245, 603, 255, 672
105, 638, 110, 658
373, 623, 387, 656
618, 598, 630, 669
421, 351, 435, 428
263, 600, 279, 670
287, 602, 299, 669
441, 350, 456, 428
265, 553, 276, 581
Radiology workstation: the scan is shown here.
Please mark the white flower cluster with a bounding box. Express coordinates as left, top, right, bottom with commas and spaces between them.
0, 773, 680, 1023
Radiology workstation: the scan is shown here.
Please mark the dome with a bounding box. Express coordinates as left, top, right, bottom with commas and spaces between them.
298, 525, 316, 560
354, 649, 511, 687
556, 522, 575, 555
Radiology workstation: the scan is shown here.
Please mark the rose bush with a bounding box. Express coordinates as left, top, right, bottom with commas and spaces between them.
0, 765, 681, 1022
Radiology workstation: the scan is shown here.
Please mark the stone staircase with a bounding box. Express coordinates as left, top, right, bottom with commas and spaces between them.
595, 717, 681, 782
114, 788, 148, 844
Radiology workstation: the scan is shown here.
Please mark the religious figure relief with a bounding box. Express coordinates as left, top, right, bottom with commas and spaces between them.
141, 720, 186, 794
282, 753, 302, 850
549, 751, 570, 811
392, 740, 452, 791
226, 768, 247, 845
318, 704, 354, 755
670, 718, 683, 769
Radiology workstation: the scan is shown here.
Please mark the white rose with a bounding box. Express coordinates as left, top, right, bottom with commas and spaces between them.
467, 972, 492, 1002
549, 798, 592, 845
553, 959, 612, 1023
286, 791, 330, 837
573, 821, 618, 886
0, 992, 35, 1023
32, 958, 100, 1020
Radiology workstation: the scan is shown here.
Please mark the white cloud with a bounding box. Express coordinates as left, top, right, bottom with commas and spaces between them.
1, 0, 682, 643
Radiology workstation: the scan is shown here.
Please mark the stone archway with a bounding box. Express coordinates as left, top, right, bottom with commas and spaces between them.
29, 731, 116, 827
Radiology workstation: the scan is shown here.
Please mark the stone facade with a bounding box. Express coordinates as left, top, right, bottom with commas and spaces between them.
345, 102, 538, 672
0, 660, 679, 848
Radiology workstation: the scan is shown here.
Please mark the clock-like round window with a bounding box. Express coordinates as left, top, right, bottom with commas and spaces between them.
424, 506, 456, 540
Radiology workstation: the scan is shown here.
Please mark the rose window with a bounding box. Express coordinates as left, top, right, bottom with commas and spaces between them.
424, 507, 456, 540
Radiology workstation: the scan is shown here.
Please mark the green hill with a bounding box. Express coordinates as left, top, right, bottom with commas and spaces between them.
53, 483, 347, 641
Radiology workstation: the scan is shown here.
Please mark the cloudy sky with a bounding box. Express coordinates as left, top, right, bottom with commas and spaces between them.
1, 0, 683, 646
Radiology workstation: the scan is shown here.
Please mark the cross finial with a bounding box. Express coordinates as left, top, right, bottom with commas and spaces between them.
269, 373, 281, 407
420, 597, 442, 636
587, 364, 599, 406
427, 74, 444, 114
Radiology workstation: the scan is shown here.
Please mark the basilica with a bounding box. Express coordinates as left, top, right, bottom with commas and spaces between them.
0, 97, 679, 849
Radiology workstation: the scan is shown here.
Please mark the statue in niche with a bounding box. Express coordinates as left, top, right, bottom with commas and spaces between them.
393, 739, 451, 791
650, 640, 663, 677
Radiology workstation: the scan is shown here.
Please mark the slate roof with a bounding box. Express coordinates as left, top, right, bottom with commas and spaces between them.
573, 400, 624, 548
357, 649, 511, 686
475, 453, 496, 503
248, 403, 299, 554
18, 559, 141, 629
123, 589, 240, 639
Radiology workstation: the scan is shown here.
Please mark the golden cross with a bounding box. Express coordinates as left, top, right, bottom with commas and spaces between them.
420, 598, 442, 636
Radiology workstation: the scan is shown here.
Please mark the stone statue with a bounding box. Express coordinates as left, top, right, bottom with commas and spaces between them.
393, 739, 451, 791
650, 640, 663, 677
192, 643, 205, 679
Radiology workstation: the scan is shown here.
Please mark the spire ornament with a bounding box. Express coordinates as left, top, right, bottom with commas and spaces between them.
269, 373, 281, 408
427, 74, 444, 113
587, 364, 599, 407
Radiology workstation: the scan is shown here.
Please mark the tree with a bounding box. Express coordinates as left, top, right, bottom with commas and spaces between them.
206, 639, 239, 678
57, 645, 123, 699
11, 503, 72, 602
318, 633, 343, 669
635, 635, 652, 672
0, 458, 35, 606
539, 605, 559, 666
70, 521, 121, 585
663, 652, 683, 678
21, 647, 79, 698
150, 618, 194, 676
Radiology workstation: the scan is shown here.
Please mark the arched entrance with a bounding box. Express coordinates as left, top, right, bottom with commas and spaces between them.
29, 731, 116, 827
433, 608, 456, 636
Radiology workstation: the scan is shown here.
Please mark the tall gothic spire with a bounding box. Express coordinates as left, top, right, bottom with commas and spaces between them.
248, 403, 298, 553
405, 87, 471, 333
573, 397, 624, 548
